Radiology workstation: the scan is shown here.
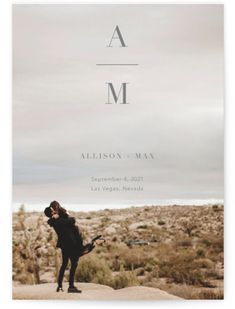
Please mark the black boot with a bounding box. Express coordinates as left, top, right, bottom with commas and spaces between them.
68, 286, 82, 293
79, 235, 105, 257
92, 235, 105, 245
81, 243, 95, 256
91, 235, 103, 243
56, 286, 64, 292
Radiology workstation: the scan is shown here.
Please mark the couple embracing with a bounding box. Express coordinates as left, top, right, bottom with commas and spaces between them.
44, 201, 104, 293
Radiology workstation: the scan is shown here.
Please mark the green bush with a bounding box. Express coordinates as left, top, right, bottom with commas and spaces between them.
118, 247, 158, 271
76, 255, 113, 286
113, 266, 139, 289
75, 256, 140, 290
158, 251, 209, 286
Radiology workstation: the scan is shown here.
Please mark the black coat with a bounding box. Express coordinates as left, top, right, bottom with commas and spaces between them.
47, 215, 83, 254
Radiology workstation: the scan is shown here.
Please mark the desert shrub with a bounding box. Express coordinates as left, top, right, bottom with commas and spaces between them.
177, 238, 192, 247
196, 248, 206, 258
14, 273, 35, 285
200, 236, 223, 264
111, 255, 126, 271
212, 204, 219, 210
158, 220, 165, 226
146, 265, 160, 279
211, 237, 224, 253
169, 266, 205, 285
145, 263, 154, 272
201, 236, 212, 246
158, 251, 208, 286
180, 220, 198, 237
204, 269, 223, 280
135, 267, 145, 276
212, 205, 223, 213
199, 289, 223, 299
12, 214, 46, 285
119, 247, 158, 271
76, 254, 140, 289
113, 267, 139, 289
107, 244, 159, 273
75, 255, 113, 286
193, 258, 214, 269
101, 216, 110, 225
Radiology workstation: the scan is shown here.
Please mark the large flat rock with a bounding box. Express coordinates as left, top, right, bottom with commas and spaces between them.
13, 283, 182, 300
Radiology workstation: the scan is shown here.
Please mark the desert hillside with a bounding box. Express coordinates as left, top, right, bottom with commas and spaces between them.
13, 204, 224, 299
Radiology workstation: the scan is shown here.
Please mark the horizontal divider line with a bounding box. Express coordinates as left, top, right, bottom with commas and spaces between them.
96, 64, 139, 66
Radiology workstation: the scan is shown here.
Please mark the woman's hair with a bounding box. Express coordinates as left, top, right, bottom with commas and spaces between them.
49, 200, 68, 217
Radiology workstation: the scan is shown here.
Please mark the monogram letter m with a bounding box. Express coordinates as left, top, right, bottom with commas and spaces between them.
106, 83, 129, 104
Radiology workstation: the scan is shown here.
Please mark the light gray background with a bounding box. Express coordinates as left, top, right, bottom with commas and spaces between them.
13, 4, 224, 208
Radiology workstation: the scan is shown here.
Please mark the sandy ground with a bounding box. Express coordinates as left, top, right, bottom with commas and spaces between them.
13, 283, 182, 300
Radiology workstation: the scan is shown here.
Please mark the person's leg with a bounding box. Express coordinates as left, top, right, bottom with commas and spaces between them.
57, 250, 69, 291
79, 236, 104, 256
68, 255, 82, 293
81, 243, 95, 256
69, 255, 78, 288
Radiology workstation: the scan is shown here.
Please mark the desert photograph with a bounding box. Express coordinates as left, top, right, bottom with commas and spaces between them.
13, 203, 223, 300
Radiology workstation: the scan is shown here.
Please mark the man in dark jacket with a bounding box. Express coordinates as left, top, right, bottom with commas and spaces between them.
44, 206, 95, 293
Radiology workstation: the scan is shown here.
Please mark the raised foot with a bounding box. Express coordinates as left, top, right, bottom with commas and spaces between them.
91, 235, 105, 244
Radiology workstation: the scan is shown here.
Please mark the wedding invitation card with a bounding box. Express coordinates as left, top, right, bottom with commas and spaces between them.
13, 4, 224, 300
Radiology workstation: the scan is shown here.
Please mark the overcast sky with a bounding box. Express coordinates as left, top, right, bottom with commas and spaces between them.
13, 4, 224, 207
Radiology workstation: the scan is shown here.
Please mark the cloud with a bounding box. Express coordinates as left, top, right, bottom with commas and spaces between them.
13, 4, 224, 204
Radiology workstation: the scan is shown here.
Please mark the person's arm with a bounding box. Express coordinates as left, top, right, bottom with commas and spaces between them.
48, 216, 76, 227
58, 206, 68, 217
